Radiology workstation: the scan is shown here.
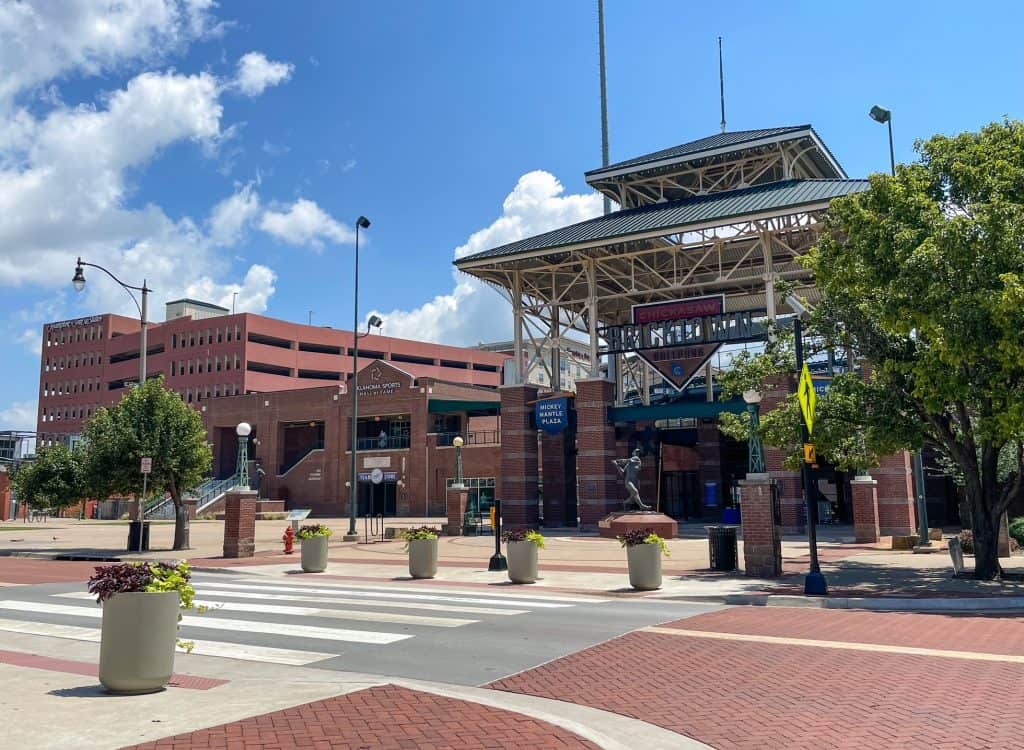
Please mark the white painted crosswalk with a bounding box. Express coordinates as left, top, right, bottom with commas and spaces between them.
0, 575, 596, 668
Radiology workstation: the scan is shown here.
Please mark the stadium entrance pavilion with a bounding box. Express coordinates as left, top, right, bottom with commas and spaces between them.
456, 126, 930, 536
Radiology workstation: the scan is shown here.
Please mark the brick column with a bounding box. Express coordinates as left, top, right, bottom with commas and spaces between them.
223, 489, 257, 558
850, 476, 880, 543
445, 489, 469, 536
499, 384, 539, 528
871, 451, 917, 536
761, 374, 805, 534
0, 470, 11, 521
576, 379, 618, 528
739, 477, 782, 578
541, 431, 567, 527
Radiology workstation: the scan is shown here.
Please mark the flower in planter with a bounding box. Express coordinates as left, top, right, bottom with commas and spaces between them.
296, 523, 334, 539
87, 561, 201, 652
501, 527, 546, 549
400, 525, 439, 550
616, 528, 670, 556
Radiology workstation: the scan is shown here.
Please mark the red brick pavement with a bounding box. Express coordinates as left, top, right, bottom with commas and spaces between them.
0, 649, 227, 690
489, 619, 1024, 750
666, 606, 1024, 656
122, 685, 600, 750
0, 557, 111, 584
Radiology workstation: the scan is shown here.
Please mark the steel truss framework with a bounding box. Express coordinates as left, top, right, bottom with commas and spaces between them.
468, 206, 829, 401
588, 137, 837, 209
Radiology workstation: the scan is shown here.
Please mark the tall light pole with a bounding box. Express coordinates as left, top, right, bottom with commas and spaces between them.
869, 105, 895, 176
73, 257, 151, 546
346, 214, 376, 540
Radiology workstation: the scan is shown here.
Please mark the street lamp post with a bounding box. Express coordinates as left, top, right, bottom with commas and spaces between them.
235, 422, 251, 489
869, 105, 895, 176
452, 435, 465, 489
786, 294, 828, 596
346, 214, 378, 540
72, 257, 151, 544
742, 389, 765, 475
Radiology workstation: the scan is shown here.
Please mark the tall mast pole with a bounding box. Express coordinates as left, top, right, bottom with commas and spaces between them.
598, 0, 610, 216
719, 36, 726, 133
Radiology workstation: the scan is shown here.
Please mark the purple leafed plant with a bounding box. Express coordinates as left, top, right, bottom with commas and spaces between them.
617, 528, 658, 547
501, 527, 530, 543
87, 563, 153, 603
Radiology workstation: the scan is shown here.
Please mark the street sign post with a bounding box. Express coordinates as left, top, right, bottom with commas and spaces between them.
140, 457, 152, 474
803, 443, 816, 464
797, 364, 817, 434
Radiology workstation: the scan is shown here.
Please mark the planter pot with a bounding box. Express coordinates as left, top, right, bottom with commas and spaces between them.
408, 538, 438, 579
99, 591, 179, 694
300, 535, 330, 573
626, 543, 663, 591
506, 540, 539, 584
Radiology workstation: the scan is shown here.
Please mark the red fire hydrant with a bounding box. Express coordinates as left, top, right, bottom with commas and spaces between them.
283, 525, 295, 554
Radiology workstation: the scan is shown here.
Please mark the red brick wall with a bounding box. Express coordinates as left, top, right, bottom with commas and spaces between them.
499, 384, 540, 528
739, 478, 782, 577
541, 431, 568, 526
575, 379, 618, 527
850, 477, 880, 543
223, 490, 257, 558
871, 451, 916, 536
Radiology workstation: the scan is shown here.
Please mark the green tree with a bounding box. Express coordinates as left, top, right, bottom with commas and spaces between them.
10, 443, 86, 514
84, 376, 212, 550
721, 120, 1024, 579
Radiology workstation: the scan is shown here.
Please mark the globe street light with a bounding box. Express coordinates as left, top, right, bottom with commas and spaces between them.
452, 435, 465, 489
742, 389, 765, 475
869, 105, 895, 176
236, 422, 252, 489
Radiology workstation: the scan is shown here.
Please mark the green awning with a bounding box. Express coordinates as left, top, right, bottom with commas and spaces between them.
428, 399, 501, 414
609, 399, 745, 423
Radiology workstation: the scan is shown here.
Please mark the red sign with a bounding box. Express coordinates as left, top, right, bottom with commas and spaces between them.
632, 295, 724, 391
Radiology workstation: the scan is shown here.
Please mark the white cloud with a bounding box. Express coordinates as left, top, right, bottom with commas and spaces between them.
371, 170, 602, 344
234, 51, 293, 97
16, 327, 41, 355
259, 198, 354, 249
183, 263, 277, 314
208, 182, 260, 246
0, 400, 37, 431
0, 0, 219, 105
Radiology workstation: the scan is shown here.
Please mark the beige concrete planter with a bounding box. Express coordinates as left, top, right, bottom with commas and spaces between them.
507, 540, 539, 584
408, 538, 438, 579
99, 591, 179, 694
626, 542, 663, 591
300, 535, 330, 573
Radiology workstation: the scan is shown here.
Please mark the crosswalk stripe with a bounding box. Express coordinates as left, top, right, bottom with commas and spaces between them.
55, 593, 475, 628
0, 601, 411, 645
0, 617, 333, 665
191, 580, 574, 609
197, 576, 599, 604
186, 584, 528, 616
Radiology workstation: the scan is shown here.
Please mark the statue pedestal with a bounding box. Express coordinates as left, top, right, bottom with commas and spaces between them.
598, 511, 678, 540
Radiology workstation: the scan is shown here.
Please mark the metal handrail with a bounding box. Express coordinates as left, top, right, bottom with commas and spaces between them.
436, 430, 499, 447
356, 435, 411, 451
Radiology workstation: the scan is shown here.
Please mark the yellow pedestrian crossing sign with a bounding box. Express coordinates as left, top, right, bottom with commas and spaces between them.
798, 363, 817, 434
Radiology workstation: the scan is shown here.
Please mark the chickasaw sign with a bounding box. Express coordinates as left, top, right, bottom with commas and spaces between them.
599, 295, 763, 391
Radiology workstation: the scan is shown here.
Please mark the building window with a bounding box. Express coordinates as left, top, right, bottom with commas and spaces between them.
217, 329, 223, 344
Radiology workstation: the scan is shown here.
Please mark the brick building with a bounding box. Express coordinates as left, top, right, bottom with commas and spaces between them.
200, 360, 502, 518
36, 299, 506, 448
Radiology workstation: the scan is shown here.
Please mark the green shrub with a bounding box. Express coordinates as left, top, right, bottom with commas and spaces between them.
1009, 517, 1024, 547
617, 528, 670, 556
502, 527, 546, 548
959, 528, 1021, 555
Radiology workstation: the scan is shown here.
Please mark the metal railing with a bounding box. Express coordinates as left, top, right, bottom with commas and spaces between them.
436, 430, 500, 447
279, 445, 324, 475
363, 513, 384, 544
195, 474, 242, 515
355, 435, 410, 451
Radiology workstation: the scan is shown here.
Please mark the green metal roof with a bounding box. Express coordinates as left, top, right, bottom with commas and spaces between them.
456, 179, 869, 267
585, 126, 813, 177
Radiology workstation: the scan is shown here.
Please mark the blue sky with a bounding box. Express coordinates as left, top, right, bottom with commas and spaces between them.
1, 0, 1022, 430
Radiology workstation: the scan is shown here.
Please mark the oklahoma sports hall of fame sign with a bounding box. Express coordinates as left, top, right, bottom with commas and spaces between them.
599, 295, 762, 391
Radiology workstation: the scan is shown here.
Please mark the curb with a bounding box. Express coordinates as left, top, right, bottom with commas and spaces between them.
654, 592, 1024, 612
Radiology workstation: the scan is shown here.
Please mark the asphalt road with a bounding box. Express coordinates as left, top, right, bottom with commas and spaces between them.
0, 572, 720, 685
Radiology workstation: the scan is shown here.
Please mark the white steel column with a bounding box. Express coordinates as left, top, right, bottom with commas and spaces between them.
550, 304, 561, 390
587, 260, 599, 377
513, 271, 524, 384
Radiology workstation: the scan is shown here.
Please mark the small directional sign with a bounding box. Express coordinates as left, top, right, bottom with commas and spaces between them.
804, 443, 817, 464
140, 457, 152, 474
797, 363, 817, 434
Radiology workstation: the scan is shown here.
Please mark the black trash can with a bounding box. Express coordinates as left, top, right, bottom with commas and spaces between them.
706, 525, 738, 572
127, 520, 151, 553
